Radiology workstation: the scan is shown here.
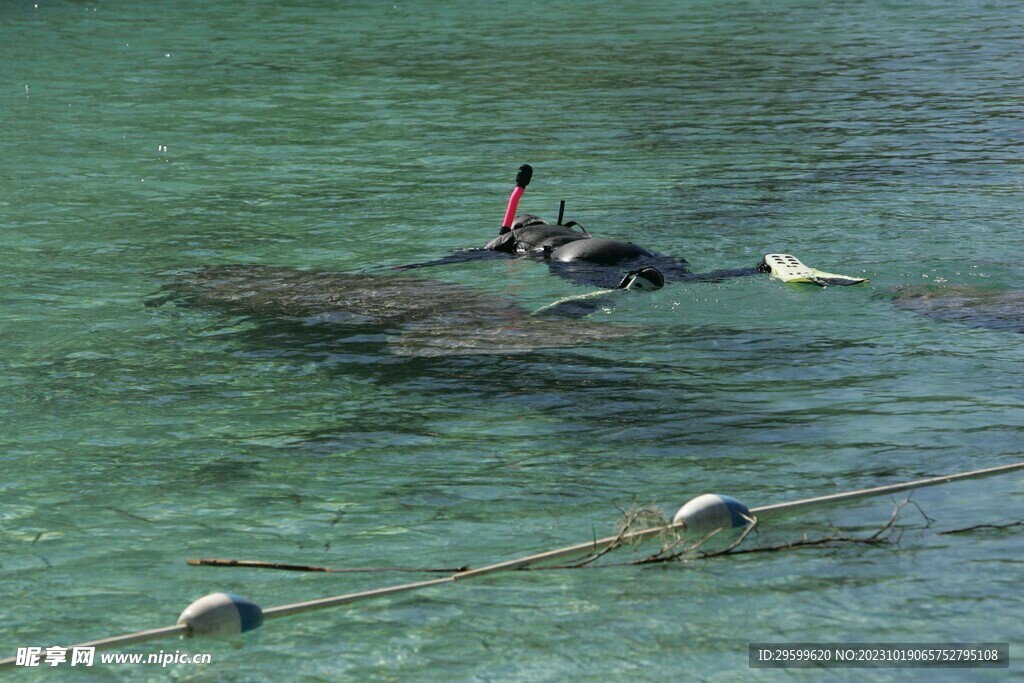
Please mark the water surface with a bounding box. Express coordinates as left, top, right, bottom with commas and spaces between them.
2, 1, 1022, 680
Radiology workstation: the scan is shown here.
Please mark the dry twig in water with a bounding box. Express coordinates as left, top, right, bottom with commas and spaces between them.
627, 498, 924, 566
938, 520, 1024, 536
186, 558, 467, 573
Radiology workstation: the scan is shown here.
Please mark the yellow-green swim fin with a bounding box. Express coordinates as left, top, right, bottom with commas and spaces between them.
761, 253, 867, 287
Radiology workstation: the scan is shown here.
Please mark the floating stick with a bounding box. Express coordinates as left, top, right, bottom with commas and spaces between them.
186, 558, 466, 574
2, 459, 1021, 669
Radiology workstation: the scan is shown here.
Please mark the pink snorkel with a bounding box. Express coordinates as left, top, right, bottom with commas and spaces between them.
500, 164, 533, 233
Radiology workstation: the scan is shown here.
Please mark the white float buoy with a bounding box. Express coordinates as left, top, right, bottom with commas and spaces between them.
177, 592, 263, 637
673, 494, 752, 535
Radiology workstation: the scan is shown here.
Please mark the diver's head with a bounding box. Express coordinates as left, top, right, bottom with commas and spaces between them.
512, 214, 549, 230
618, 267, 665, 291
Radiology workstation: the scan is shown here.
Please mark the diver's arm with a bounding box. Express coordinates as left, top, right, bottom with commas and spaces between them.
532, 290, 620, 318
533, 268, 664, 318
680, 266, 763, 283
391, 248, 510, 271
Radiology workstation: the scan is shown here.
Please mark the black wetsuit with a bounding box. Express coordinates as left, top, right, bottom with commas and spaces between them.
398, 214, 762, 289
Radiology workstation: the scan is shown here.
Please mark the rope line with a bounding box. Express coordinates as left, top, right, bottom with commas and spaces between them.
2, 459, 1021, 669
750, 461, 1024, 516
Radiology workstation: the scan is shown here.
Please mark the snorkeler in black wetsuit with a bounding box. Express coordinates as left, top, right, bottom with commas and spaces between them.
395, 164, 787, 291
483, 211, 763, 290
147, 164, 866, 350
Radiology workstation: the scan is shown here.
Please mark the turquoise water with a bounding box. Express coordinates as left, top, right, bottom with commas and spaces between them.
2, 0, 1023, 680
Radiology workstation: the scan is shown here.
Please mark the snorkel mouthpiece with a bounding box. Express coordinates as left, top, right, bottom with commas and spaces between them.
501, 164, 534, 233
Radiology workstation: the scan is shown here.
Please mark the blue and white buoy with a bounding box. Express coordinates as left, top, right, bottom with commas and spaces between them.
177, 593, 264, 637
673, 494, 752, 535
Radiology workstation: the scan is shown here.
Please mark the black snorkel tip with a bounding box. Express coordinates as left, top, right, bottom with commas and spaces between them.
515, 164, 533, 188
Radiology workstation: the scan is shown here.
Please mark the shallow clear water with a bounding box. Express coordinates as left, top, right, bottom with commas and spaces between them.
2, 0, 1023, 680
